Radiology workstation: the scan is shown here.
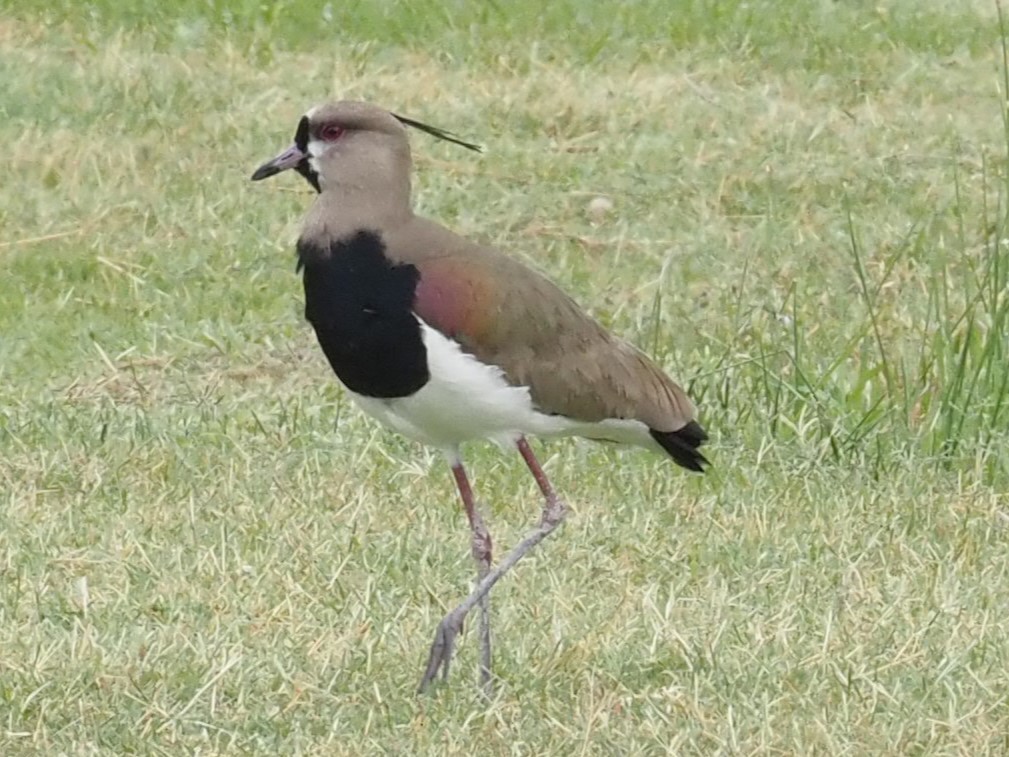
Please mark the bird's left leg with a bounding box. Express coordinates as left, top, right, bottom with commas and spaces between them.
448, 461, 493, 693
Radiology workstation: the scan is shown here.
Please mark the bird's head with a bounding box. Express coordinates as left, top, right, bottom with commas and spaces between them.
251, 101, 480, 195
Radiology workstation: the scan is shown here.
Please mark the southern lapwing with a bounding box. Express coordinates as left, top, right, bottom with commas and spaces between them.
251, 101, 708, 694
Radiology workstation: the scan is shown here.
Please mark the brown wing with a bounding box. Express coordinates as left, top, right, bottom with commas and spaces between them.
390, 218, 697, 433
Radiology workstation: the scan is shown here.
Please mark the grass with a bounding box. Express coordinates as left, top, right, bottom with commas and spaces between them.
2, 0, 1009, 752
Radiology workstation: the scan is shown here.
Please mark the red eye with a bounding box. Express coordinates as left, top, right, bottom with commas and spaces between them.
320, 124, 344, 141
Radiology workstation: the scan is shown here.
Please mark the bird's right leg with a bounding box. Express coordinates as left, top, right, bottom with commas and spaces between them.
418, 438, 567, 694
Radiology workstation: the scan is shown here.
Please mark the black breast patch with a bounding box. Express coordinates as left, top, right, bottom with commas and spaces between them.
297, 230, 430, 398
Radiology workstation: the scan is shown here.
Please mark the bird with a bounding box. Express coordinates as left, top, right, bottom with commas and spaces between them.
251, 101, 708, 694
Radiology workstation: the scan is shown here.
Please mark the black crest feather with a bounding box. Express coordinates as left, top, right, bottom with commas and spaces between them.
392, 113, 482, 153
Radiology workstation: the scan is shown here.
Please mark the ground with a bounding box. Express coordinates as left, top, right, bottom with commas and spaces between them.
2, 0, 1009, 753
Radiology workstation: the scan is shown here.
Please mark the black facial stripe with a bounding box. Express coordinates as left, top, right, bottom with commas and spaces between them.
294, 115, 310, 153
295, 161, 320, 193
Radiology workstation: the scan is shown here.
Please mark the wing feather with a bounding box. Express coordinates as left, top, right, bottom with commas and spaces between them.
396, 219, 697, 433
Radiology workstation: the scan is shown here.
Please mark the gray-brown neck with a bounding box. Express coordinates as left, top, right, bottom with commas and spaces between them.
301, 130, 415, 244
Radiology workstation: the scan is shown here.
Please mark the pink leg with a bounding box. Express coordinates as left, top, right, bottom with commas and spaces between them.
516, 437, 566, 527
450, 462, 493, 692
419, 438, 568, 693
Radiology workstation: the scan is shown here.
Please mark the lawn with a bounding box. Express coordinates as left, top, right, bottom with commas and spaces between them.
2, 0, 1009, 753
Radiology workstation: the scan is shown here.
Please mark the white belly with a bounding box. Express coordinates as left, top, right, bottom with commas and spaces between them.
347, 321, 656, 455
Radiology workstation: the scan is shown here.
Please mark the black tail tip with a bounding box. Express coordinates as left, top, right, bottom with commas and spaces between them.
650, 421, 709, 472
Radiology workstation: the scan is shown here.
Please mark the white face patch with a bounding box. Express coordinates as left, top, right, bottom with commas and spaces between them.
307, 139, 327, 182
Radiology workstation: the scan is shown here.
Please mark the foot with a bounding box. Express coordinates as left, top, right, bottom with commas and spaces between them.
417, 606, 467, 693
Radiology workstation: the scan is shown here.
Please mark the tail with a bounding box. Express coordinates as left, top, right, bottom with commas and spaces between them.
649, 421, 709, 472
